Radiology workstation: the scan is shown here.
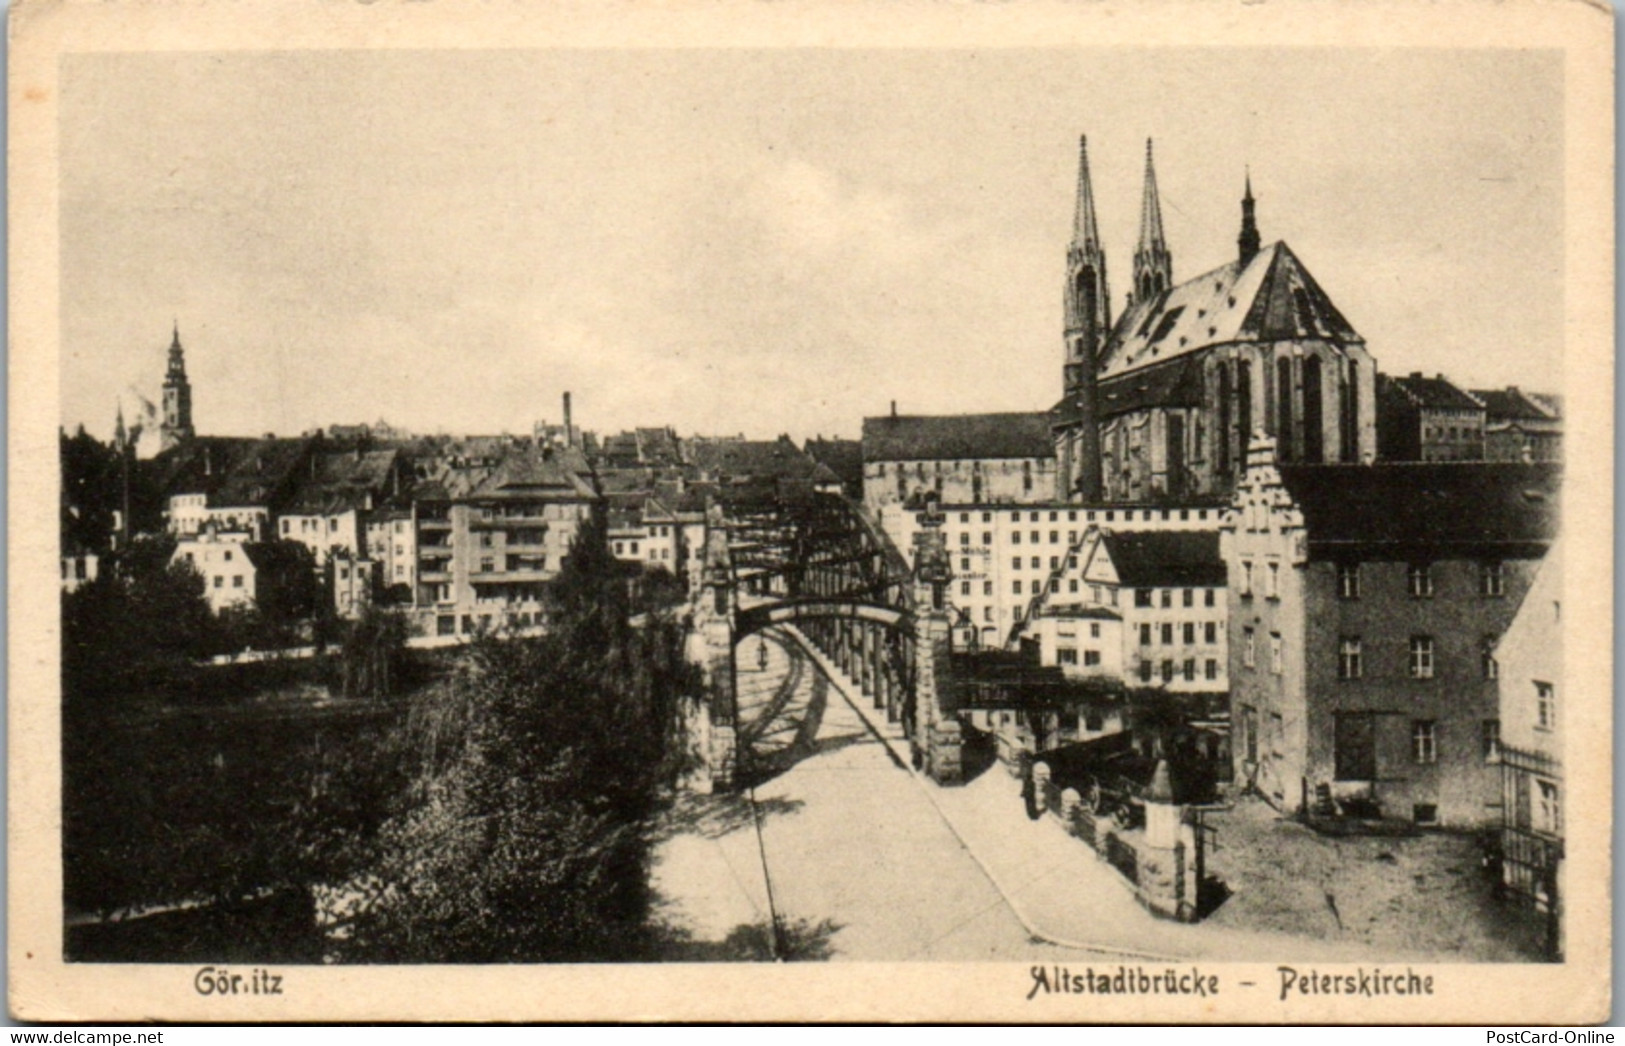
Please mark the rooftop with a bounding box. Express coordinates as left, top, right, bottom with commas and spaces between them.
862, 412, 1056, 463
1098, 529, 1227, 588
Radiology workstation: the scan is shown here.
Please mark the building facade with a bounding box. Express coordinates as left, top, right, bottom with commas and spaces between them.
1377, 372, 1487, 462
1493, 539, 1563, 944
862, 411, 1058, 534
1053, 139, 1377, 505
1223, 437, 1558, 826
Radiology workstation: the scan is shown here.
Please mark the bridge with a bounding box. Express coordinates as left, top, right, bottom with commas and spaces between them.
682, 487, 963, 792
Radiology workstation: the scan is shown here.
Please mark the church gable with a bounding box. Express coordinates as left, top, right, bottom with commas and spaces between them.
1098, 241, 1361, 381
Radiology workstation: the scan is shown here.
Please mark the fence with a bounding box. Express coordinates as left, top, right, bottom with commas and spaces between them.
1038, 774, 1201, 923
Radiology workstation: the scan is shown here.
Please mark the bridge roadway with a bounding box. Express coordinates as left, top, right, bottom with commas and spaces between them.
652, 625, 1102, 961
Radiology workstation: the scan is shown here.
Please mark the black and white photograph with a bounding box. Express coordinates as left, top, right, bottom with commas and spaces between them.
12, 0, 1613, 1024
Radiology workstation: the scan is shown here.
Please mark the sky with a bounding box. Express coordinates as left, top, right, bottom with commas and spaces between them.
59, 48, 1564, 443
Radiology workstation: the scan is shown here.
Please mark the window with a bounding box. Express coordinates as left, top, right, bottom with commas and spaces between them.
1536, 780, 1562, 835
1050, 579, 1059, 593
1012, 557, 1022, 570
1269, 632, 1283, 674
1407, 563, 1434, 598
1482, 719, 1501, 761
223, 550, 233, 562
1069, 579, 1079, 593
1089, 623, 1100, 638
960, 581, 971, 596
1139, 661, 1153, 683
480, 557, 495, 573
1090, 584, 1102, 603
479, 532, 493, 547
1243, 628, 1256, 668
960, 512, 969, 523
1057, 648, 1078, 665
1161, 589, 1173, 608
1335, 713, 1376, 780
1013, 606, 1024, 622
1205, 659, 1218, 680
961, 557, 970, 572
982, 532, 992, 545
1161, 623, 1174, 645
281, 519, 290, 535
983, 581, 993, 596
1049, 511, 1058, 522
1205, 622, 1217, 645
1031, 531, 1040, 544
1239, 561, 1253, 597
213, 576, 223, 588
1084, 650, 1101, 667
1183, 623, 1195, 645
1031, 556, 1041, 569
1050, 531, 1059, 544
1135, 589, 1153, 607
1536, 681, 1556, 730
983, 607, 993, 622
1140, 624, 1153, 646
1161, 660, 1174, 682
1182, 588, 1194, 608
1481, 635, 1499, 680
1338, 637, 1362, 680
1337, 562, 1360, 599
1049, 556, 1059, 570
1013, 532, 1021, 545
960, 533, 970, 546
1204, 589, 1216, 607
1266, 562, 1280, 599
232, 575, 243, 588
1013, 580, 1023, 595
1480, 560, 1505, 597
1409, 636, 1435, 679
1183, 659, 1195, 681
1411, 720, 1437, 764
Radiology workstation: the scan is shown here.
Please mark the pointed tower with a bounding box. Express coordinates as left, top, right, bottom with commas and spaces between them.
1131, 139, 1173, 305
1238, 169, 1261, 266
1063, 135, 1108, 501
160, 323, 195, 452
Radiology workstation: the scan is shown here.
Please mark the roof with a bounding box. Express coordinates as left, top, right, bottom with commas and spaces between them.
284, 450, 399, 515
1383, 373, 1484, 412
1036, 604, 1122, 621
948, 652, 1123, 709
1095, 354, 1205, 419
1471, 387, 1559, 422
803, 437, 864, 490
1098, 530, 1226, 588
687, 436, 819, 480
210, 438, 314, 508
862, 412, 1056, 463
1278, 462, 1561, 557
1099, 241, 1360, 380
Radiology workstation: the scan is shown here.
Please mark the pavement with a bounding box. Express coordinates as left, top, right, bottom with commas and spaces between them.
650, 624, 1535, 963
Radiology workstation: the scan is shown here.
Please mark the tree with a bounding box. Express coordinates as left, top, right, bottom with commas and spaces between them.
339, 505, 698, 961
340, 604, 411, 700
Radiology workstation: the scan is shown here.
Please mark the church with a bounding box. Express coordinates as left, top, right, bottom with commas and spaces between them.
1052, 138, 1377, 503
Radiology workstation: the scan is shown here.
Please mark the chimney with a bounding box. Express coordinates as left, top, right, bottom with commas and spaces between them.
204, 445, 212, 476
563, 392, 574, 448
890, 400, 898, 419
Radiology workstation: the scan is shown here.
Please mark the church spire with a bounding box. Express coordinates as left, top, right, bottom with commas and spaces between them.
1132, 138, 1173, 305
1062, 134, 1108, 502
1238, 168, 1261, 266
1072, 134, 1102, 251
160, 323, 194, 451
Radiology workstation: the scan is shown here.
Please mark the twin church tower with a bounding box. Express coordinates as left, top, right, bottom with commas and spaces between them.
1054, 137, 1376, 504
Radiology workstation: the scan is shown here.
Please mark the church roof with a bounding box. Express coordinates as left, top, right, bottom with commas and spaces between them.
1098, 241, 1360, 380
863, 412, 1056, 463
1097, 354, 1206, 419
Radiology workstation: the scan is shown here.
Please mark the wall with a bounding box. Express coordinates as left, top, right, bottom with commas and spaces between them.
1302, 557, 1537, 828
863, 456, 1057, 519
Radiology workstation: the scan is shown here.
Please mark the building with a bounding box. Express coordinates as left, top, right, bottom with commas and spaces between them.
365, 506, 418, 598
1377, 372, 1486, 462
160, 324, 195, 453
861, 410, 1058, 530
951, 651, 1128, 766
1052, 138, 1377, 504
329, 552, 377, 619
1222, 437, 1559, 826
1023, 528, 1230, 697
171, 527, 258, 614
156, 436, 315, 542
277, 449, 404, 562
1474, 387, 1563, 463
60, 551, 100, 593
885, 498, 1223, 652
1492, 538, 1563, 946
412, 451, 599, 636
803, 437, 864, 500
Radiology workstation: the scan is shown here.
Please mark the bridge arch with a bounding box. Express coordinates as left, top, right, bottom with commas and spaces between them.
734, 597, 914, 641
